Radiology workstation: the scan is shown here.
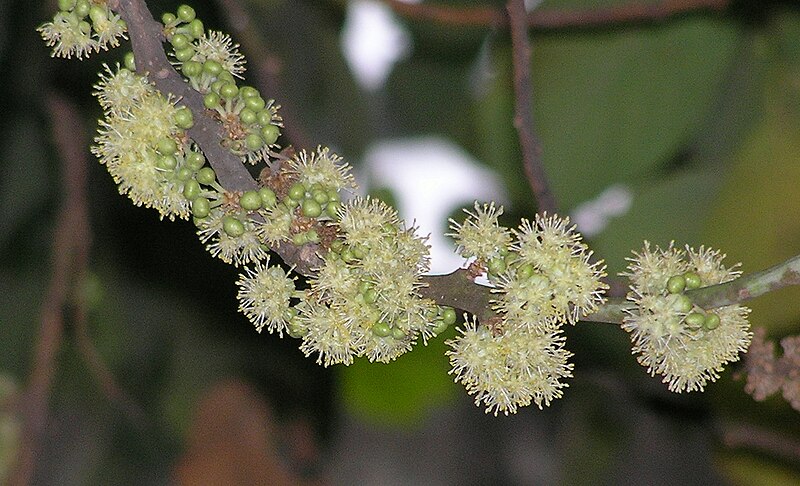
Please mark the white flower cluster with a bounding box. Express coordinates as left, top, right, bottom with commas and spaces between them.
447, 205, 607, 414
622, 242, 752, 392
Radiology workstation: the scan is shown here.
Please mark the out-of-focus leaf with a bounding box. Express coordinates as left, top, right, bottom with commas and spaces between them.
339, 329, 458, 426
718, 452, 800, 486
479, 16, 739, 212
704, 23, 800, 335
593, 168, 721, 274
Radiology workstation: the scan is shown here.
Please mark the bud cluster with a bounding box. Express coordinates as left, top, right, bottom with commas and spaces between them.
622, 242, 752, 392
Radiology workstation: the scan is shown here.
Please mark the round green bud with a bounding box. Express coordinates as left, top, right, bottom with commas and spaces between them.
245, 132, 264, 152
74, 0, 90, 18
288, 182, 306, 201
203, 92, 220, 109
157, 154, 177, 171
123, 51, 136, 71
239, 86, 259, 99
223, 216, 245, 237
181, 60, 202, 78
260, 124, 280, 145
245, 96, 266, 112
684, 272, 702, 290
363, 288, 377, 304
432, 320, 449, 335
392, 327, 406, 340
88, 5, 107, 26
203, 60, 222, 76
704, 312, 721, 331
186, 151, 205, 171
182, 179, 201, 200
352, 244, 367, 260
176, 167, 193, 181
170, 33, 190, 50
218, 71, 235, 85
312, 190, 329, 204
257, 109, 274, 126
685, 312, 706, 328
219, 82, 238, 100
174, 47, 195, 62
330, 239, 344, 253
189, 19, 204, 39
669, 294, 693, 314
340, 248, 354, 262
327, 189, 341, 203
78, 20, 92, 35
284, 196, 299, 208
174, 106, 194, 129
372, 321, 392, 338
59, 0, 76, 12
292, 232, 307, 246
306, 229, 319, 243
326, 200, 340, 218
192, 197, 210, 218
177, 5, 196, 22
157, 137, 178, 155
441, 307, 457, 326
258, 187, 277, 208
240, 190, 262, 211
487, 257, 506, 275
302, 199, 322, 218
196, 167, 216, 185
666, 275, 686, 294
517, 263, 534, 280
239, 108, 257, 125
162, 12, 177, 24
210, 80, 225, 94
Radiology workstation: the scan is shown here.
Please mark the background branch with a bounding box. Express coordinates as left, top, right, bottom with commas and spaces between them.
506, 0, 557, 214
385, 0, 729, 29
10, 92, 90, 486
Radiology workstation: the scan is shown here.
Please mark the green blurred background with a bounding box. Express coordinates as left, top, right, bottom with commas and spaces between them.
2, 0, 800, 484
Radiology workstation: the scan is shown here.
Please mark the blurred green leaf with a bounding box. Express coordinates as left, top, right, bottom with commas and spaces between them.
480, 16, 740, 212
339, 328, 458, 426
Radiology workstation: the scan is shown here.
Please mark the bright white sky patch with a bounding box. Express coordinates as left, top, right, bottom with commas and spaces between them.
362, 137, 507, 274
340, 1, 412, 91
570, 184, 633, 238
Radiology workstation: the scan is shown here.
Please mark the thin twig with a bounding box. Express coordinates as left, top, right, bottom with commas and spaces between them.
10, 93, 88, 486
215, 0, 313, 149
506, 0, 557, 214
719, 422, 800, 463
385, 0, 729, 29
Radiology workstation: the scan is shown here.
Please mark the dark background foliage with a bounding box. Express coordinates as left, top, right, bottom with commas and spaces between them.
2, 0, 800, 484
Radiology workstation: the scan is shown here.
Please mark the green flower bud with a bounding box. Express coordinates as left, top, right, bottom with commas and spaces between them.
703, 312, 721, 331
288, 182, 305, 201
196, 167, 216, 185
685, 312, 705, 328
441, 307, 457, 326
174, 106, 194, 129
124, 51, 136, 71
258, 187, 277, 208
186, 151, 205, 171
245, 133, 263, 152
239, 108, 257, 125
177, 5, 196, 23
666, 275, 686, 294
260, 124, 279, 145
372, 321, 392, 337
684, 272, 702, 290
183, 179, 201, 200
223, 216, 245, 237
192, 197, 210, 218
302, 199, 322, 218
174, 47, 195, 62
240, 190, 262, 211
203, 92, 220, 109
176, 167, 193, 181
203, 60, 222, 76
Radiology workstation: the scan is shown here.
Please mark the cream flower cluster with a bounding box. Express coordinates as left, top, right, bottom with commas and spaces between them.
39, 0, 127, 60
622, 242, 752, 392
447, 205, 607, 414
